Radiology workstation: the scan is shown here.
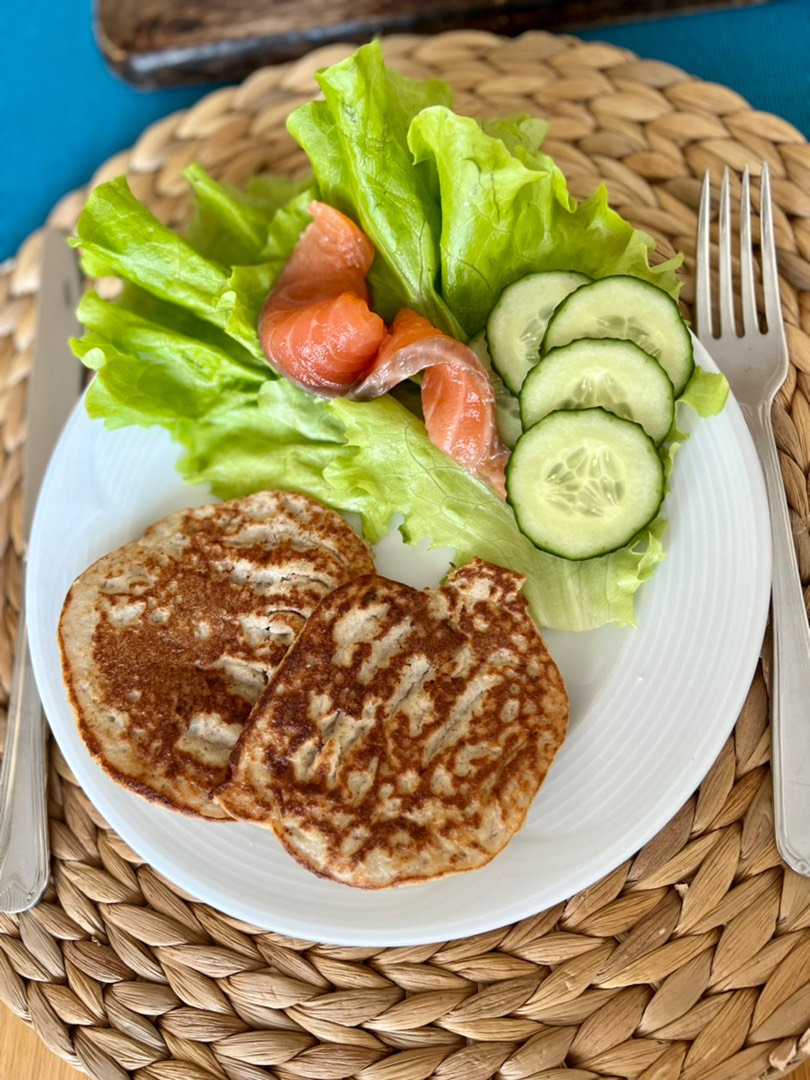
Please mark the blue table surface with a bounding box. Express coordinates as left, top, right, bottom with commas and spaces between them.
0, 0, 807, 264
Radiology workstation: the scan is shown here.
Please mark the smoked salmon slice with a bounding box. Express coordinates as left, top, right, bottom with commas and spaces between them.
353, 309, 508, 496
258, 201, 386, 396
258, 204, 507, 495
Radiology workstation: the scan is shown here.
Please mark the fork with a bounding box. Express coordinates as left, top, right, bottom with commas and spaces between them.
696, 164, 810, 877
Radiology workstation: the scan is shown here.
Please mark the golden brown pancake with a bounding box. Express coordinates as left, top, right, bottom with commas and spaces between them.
58, 491, 375, 819
216, 558, 569, 886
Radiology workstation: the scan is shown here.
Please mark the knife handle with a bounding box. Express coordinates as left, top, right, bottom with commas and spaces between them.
0, 574, 50, 913
748, 404, 810, 877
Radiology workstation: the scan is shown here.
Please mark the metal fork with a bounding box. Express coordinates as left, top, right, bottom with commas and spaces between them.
696, 164, 810, 877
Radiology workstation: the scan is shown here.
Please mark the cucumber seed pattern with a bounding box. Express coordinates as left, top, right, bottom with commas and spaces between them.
561, 374, 632, 419
543, 444, 624, 516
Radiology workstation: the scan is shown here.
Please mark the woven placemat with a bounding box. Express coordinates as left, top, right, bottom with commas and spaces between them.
2, 29, 810, 1080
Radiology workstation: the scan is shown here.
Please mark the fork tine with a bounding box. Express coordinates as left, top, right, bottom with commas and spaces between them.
718, 167, 736, 337
739, 167, 758, 335
696, 171, 714, 339
759, 162, 783, 334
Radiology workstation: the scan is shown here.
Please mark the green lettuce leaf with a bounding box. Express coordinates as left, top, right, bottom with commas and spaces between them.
72, 288, 265, 450
408, 106, 682, 337
72, 176, 233, 328
176, 380, 346, 504
71, 179, 347, 504
287, 40, 460, 334
184, 163, 311, 265
678, 366, 729, 418
665, 366, 730, 450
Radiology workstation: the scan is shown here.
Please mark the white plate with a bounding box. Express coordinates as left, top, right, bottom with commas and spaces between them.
27, 340, 770, 946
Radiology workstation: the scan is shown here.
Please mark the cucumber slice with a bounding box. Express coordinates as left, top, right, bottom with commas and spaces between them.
487, 271, 591, 394
468, 330, 522, 449
542, 275, 694, 397
520, 338, 675, 446
506, 408, 665, 560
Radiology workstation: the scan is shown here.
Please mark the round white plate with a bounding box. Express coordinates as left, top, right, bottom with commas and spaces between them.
27, 340, 770, 946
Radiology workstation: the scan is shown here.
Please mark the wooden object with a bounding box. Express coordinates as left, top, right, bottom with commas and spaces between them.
94, 0, 770, 86
2, 30, 810, 1080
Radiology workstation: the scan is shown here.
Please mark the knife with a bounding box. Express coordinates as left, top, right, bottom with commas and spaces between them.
0, 228, 85, 913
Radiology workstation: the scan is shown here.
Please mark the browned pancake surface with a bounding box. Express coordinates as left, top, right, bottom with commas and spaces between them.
59, 491, 375, 819
217, 559, 569, 886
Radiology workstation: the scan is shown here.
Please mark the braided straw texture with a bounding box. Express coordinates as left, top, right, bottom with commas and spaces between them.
2, 29, 810, 1080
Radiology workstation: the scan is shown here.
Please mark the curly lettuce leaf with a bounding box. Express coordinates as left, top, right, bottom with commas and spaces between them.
74, 290, 263, 428
408, 106, 682, 337
71, 178, 347, 504
665, 366, 730, 449
287, 40, 460, 335
72, 177, 233, 326
679, 366, 729, 418
184, 164, 311, 265
449, 129, 677, 330
176, 380, 346, 504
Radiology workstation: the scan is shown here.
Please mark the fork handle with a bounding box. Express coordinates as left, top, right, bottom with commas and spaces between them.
746, 402, 810, 876
0, 572, 50, 912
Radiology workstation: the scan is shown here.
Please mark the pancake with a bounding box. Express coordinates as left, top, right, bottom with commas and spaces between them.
58, 491, 375, 819
216, 558, 568, 887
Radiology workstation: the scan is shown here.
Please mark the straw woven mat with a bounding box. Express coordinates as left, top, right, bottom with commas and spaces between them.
2, 28, 810, 1080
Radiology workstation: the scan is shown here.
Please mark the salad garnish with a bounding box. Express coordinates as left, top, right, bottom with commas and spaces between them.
69, 40, 728, 632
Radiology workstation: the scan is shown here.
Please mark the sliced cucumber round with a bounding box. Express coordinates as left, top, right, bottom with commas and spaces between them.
486, 270, 591, 394
506, 408, 665, 560
520, 338, 675, 446
542, 275, 694, 397
467, 330, 522, 449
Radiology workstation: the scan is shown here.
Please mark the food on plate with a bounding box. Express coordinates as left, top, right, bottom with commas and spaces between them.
58, 491, 375, 819
541, 275, 695, 397
492, 273, 689, 559
215, 559, 569, 888
352, 307, 509, 495
486, 270, 591, 395
258, 200, 386, 395
507, 408, 665, 561
519, 338, 675, 447
69, 40, 729, 632
467, 331, 523, 449
259, 205, 508, 495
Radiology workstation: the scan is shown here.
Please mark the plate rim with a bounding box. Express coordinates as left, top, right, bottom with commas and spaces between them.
27, 339, 772, 946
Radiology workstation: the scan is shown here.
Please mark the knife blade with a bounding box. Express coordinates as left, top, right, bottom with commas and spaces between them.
0, 228, 85, 912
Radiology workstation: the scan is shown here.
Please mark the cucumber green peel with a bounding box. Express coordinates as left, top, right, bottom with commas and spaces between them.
506, 408, 665, 561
